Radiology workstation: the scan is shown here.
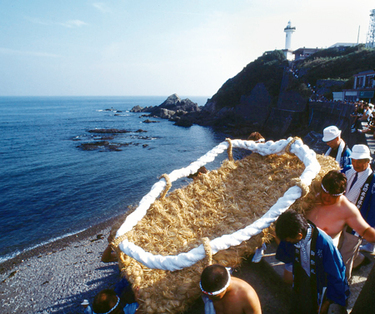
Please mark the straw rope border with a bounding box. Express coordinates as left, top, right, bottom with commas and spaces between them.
114, 137, 321, 271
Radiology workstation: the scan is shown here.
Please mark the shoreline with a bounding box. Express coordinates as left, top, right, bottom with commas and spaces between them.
0, 214, 123, 275
0, 214, 126, 314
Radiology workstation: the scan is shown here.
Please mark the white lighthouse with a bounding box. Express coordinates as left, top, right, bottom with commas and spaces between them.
283, 21, 296, 60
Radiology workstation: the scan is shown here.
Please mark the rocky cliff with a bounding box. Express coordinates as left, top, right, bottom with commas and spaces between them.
179, 45, 375, 141
133, 45, 375, 144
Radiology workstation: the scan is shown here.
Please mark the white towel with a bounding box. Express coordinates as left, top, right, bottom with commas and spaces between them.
202, 295, 216, 314
325, 140, 345, 166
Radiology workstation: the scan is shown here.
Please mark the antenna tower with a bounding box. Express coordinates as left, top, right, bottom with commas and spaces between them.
366, 9, 375, 48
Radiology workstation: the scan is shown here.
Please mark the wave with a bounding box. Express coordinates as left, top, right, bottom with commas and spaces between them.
0, 228, 87, 264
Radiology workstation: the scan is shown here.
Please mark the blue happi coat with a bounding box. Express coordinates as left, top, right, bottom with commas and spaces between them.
276, 223, 349, 310
357, 174, 375, 227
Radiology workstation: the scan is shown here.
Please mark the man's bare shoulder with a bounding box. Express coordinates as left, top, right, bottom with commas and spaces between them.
230, 277, 261, 313
338, 195, 361, 216
231, 277, 256, 291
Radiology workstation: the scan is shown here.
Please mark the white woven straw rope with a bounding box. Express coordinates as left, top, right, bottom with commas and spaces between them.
116, 137, 321, 271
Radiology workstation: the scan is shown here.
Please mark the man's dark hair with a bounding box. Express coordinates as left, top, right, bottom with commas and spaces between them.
321, 170, 347, 195
275, 209, 309, 241
200, 264, 229, 293
92, 289, 119, 314
248, 131, 264, 141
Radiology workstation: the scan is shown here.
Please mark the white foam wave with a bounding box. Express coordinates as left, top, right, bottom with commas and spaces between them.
0, 228, 87, 264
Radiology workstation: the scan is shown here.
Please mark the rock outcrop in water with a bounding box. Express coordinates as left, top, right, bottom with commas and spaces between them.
76, 128, 151, 151
130, 94, 201, 127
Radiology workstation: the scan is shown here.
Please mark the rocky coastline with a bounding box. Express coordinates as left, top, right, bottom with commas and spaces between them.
130, 93, 202, 127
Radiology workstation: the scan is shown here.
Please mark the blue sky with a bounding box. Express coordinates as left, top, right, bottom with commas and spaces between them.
1, 0, 374, 97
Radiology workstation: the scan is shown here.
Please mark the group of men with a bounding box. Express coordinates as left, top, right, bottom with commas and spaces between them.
199, 125, 375, 314
275, 125, 375, 313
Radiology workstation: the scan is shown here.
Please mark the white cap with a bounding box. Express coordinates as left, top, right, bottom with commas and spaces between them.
81, 300, 89, 306
322, 126, 341, 142
351, 144, 372, 160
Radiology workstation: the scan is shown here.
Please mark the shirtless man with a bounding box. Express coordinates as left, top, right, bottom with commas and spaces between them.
305, 170, 375, 277
200, 264, 262, 314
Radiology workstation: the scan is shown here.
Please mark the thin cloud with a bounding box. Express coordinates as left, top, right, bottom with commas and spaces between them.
59, 20, 88, 28
26, 17, 87, 28
0, 48, 62, 58
92, 2, 112, 13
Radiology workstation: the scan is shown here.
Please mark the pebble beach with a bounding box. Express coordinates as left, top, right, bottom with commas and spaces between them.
0, 218, 122, 314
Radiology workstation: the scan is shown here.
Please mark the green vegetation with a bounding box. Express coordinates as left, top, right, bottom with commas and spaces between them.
207, 45, 375, 114
210, 50, 288, 110
296, 45, 375, 87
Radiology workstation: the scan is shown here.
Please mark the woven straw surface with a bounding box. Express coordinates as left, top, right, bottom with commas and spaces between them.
115, 152, 339, 313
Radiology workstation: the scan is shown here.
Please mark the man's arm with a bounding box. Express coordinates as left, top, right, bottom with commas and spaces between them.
243, 284, 262, 314
345, 203, 375, 243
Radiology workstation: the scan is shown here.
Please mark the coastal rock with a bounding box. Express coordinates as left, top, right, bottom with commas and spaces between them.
88, 129, 130, 134
130, 94, 201, 126
78, 141, 110, 151
130, 105, 154, 113
76, 128, 151, 152
155, 108, 176, 119
142, 119, 160, 124
78, 141, 134, 151
158, 94, 200, 112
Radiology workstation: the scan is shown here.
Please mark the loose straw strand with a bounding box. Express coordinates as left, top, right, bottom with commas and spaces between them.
226, 138, 233, 161
159, 173, 172, 199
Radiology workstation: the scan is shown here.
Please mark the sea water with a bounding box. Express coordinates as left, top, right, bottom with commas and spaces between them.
0, 96, 228, 262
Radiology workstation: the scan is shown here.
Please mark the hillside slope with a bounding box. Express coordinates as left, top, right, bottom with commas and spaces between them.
183, 45, 375, 139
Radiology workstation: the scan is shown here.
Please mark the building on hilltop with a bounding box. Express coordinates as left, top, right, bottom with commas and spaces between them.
330, 43, 357, 49
293, 47, 321, 61
278, 23, 357, 63
335, 70, 375, 102
282, 21, 296, 61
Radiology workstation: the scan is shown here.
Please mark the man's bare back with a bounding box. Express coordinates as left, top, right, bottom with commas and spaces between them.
211, 277, 261, 314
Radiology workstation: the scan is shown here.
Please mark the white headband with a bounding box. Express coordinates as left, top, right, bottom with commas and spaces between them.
321, 183, 344, 197
200, 267, 231, 296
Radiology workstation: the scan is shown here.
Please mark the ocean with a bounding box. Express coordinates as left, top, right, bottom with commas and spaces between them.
0, 96, 228, 263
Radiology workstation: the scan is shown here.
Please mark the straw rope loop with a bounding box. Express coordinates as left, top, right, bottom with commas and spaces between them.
159, 174, 172, 199
285, 137, 302, 155
291, 178, 309, 197
112, 234, 128, 259
225, 138, 233, 161
201, 237, 212, 266
113, 234, 128, 248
